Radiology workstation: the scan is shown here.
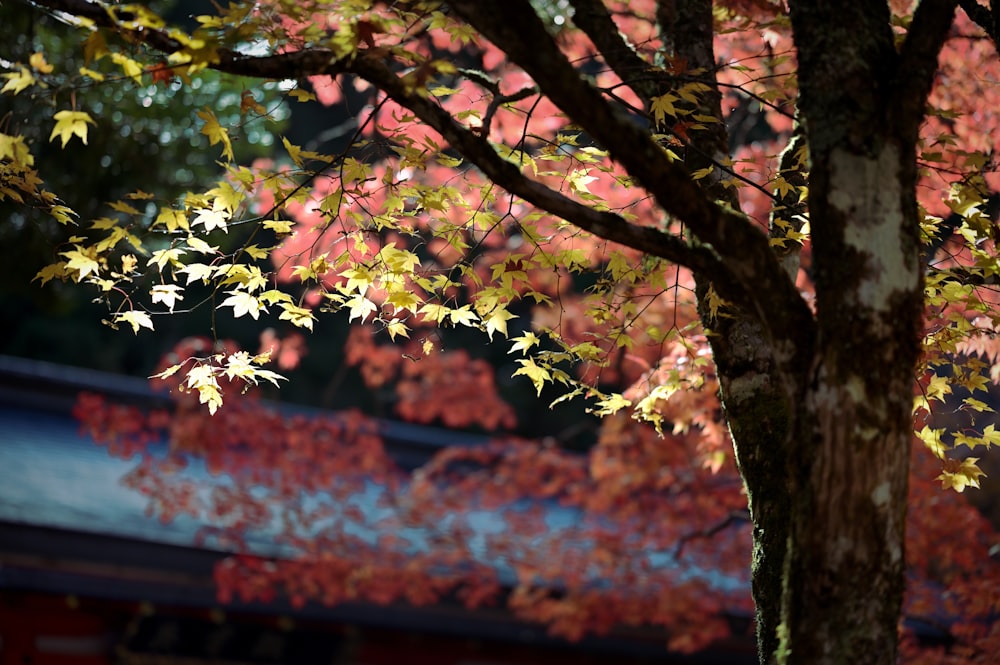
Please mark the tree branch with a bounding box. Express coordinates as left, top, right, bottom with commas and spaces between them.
346, 56, 729, 279
958, 0, 996, 40
25, 0, 813, 356
567, 0, 662, 105
449, 0, 814, 358
25, 0, 351, 79
893, 0, 959, 144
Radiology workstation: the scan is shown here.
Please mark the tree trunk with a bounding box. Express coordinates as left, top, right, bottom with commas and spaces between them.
777, 142, 923, 664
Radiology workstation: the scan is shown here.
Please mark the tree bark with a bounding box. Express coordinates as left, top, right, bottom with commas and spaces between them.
777, 2, 953, 663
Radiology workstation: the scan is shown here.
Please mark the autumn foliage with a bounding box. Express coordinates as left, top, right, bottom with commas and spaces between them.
5, 0, 1000, 662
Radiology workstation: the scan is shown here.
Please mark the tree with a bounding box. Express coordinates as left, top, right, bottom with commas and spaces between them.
0, 0, 287, 372
4, 1, 1000, 663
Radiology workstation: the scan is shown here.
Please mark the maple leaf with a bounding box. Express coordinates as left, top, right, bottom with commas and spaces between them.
155, 208, 189, 232
192, 207, 230, 233
345, 294, 377, 323
115, 310, 154, 334
223, 351, 285, 386
936, 458, 987, 492
49, 111, 96, 147
1, 67, 35, 95
263, 219, 294, 235
149, 363, 182, 381
151, 284, 184, 312
513, 358, 551, 396
219, 290, 266, 320
196, 108, 234, 161
149, 247, 186, 271
184, 236, 219, 254
32, 262, 68, 286
278, 303, 316, 331
649, 93, 679, 127
184, 364, 223, 415
484, 308, 517, 340
28, 52, 53, 74
590, 393, 632, 417
386, 318, 410, 341
48, 205, 78, 225
509, 332, 540, 354
567, 169, 598, 194
59, 246, 101, 281
449, 305, 479, 327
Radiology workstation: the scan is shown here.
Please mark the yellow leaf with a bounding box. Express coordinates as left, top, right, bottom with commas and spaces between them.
110, 53, 143, 84
649, 93, 679, 126
937, 458, 987, 493
115, 310, 155, 334
509, 332, 540, 355
449, 305, 479, 327
590, 393, 632, 417
179, 263, 216, 284
184, 236, 219, 254
196, 108, 234, 161
243, 244, 269, 260
149, 247, 186, 271
1, 68, 35, 95
49, 111, 96, 147
484, 308, 517, 340
29, 52, 54, 74
49, 205, 77, 225
345, 294, 377, 323
219, 289, 266, 319
512, 358, 551, 396
79, 67, 105, 82
288, 88, 316, 102
150, 284, 184, 312
278, 303, 316, 331
282, 136, 303, 167
263, 219, 294, 234
925, 374, 952, 402
155, 208, 189, 232
149, 363, 182, 381
386, 318, 409, 341
60, 246, 101, 280
192, 207, 230, 233
33, 262, 68, 285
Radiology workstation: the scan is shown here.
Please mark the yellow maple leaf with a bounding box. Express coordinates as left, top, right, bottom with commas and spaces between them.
2, 67, 35, 95
937, 458, 987, 493
484, 307, 517, 340
155, 208, 188, 232
49, 111, 96, 147
191, 207, 229, 233
219, 289, 266, 319
513, 358, 551, 396
150, 284, 184, 312
29, 52, 54, 74
115, 310, 155, 334
278, 303, 316, 331
197, 108, 234, 161
59, 246, 101, 280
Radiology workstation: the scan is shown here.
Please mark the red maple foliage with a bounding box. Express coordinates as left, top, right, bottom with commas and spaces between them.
16, 0, 1000, 661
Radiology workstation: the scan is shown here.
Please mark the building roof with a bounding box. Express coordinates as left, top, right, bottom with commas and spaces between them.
0, 354, 756, 663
